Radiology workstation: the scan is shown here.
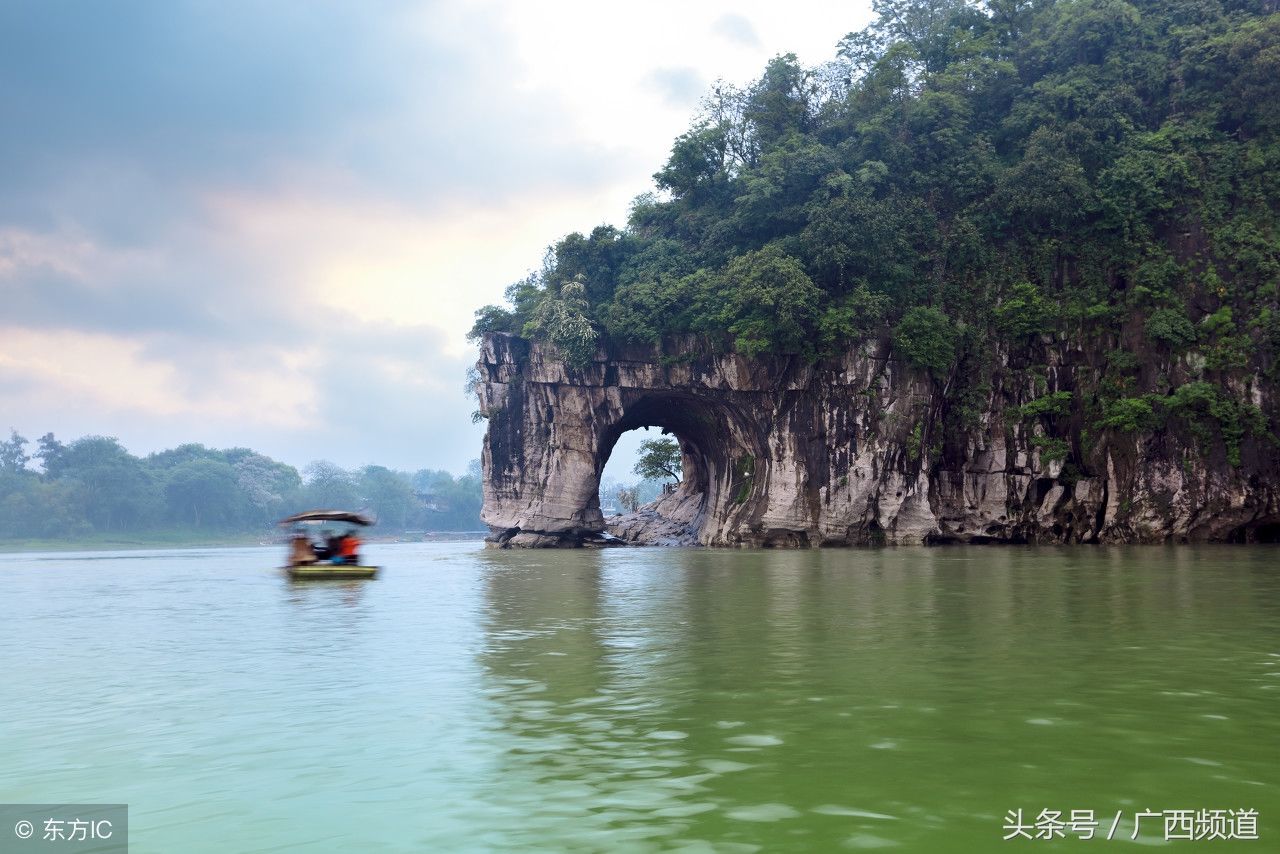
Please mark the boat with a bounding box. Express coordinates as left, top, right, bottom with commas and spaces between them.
279, 509, 380, 580
285, 564, 379, 580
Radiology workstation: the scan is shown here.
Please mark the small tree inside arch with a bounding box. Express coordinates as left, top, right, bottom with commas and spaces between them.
633, 437, 682, 484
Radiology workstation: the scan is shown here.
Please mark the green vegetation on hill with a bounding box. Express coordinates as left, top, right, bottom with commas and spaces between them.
0, 431, 483, 542
472, 0, 1280, 460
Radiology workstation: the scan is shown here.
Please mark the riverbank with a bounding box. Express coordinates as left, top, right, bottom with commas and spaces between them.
0, 531, 270, 553
0, 530, 488, 553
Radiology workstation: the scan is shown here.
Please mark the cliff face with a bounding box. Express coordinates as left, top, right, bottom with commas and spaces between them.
476, 332, 1280, 547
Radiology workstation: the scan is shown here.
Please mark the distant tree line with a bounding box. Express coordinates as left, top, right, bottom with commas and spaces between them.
599, 476, 665, 514
0, 431, 483, 540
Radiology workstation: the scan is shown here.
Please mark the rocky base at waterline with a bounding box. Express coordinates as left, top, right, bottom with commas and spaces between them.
606, 509, 699, 547
605, 487, 703, 547
476, 333, 1280, 548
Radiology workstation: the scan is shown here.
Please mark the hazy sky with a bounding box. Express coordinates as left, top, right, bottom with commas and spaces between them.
0, 0, 872, 475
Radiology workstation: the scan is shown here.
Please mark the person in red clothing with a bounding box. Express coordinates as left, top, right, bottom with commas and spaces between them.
336, 531, 360, 565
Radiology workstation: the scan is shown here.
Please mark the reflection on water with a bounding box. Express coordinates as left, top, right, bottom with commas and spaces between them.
473, 548, 1280, 850
284, 577, 370, 609
1, 544, 1277, 851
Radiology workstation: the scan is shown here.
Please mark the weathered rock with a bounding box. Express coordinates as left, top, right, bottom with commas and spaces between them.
606, 489, 703, 547
476, 333, 1280, 547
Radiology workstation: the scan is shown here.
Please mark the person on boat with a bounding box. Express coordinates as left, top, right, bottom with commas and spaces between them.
314, 530, 338, 561
288, 533, 316, 566
337, 531, 360, 565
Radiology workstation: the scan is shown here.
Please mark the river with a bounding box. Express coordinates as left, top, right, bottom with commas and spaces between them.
2, 543, 1277, 851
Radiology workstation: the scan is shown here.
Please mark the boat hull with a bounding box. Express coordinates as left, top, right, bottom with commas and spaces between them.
286, 564, 379, 580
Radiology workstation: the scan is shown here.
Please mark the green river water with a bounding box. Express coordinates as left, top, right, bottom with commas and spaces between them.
1, 543, 1277, 852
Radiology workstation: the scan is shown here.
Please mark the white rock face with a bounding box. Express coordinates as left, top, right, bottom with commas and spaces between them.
476, 333, 1280, 547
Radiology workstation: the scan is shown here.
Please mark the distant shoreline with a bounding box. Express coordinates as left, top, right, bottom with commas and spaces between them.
0, 531, 489, 554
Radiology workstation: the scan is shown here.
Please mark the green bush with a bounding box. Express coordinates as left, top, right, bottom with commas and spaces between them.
715, 246, 822, 357
1018, 391, 1073, 419
818, 284, 891, 353
1162, 382, 1270, 467
892, 307, 958, 376
1145, 307, 1197, 349
1030, 435, 1069, 463
994, 283, 1056, 339
1099, 397, 1156, 432
523, 280, 599, 369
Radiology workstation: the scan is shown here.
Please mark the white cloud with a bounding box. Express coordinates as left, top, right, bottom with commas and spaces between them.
712, 13, 763, 48
0, 327, 316, 428
0, 0, 875, 474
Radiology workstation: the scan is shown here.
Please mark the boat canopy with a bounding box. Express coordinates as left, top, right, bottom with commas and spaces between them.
279, 509, 376, 527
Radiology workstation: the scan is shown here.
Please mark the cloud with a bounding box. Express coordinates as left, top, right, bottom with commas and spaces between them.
300, 321, 486, 470
0, 326, 315, 428
0, 0, 620, 472
0, 227, 268, 342
0, 0, 878, 474
645, 67, 707, 107
712, 13, 762, 48
0, 317, 485, 472
0, 1, 635, 225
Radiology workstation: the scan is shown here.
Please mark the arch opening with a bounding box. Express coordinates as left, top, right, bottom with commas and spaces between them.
590, 392, 758, 546
598, 426, 676, 515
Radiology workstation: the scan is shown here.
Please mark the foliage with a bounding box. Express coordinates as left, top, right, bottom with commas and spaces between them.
905, 423, 923, 463
995, 283, 1057, 340
523, 278, 599, 369
893, 306, 958, 376
1159, 381, 1269, 467
732, 454, 756, 504
1018, 391, 1074, 420
1030, 435, 1070, 463
467, 0, 1280, 468
599, 476, 663, 512
818, 284, 892, 353
476, 2, 1280, 364
0, 430, 30, 473
715, 246, 824, 356
1095, 383, 1273, 465
1145, 307, 1197, 349
409, 464, 485, 531
356, 465, 417, 530
0, 432, 486, 539
1099, 397, 1157, 432
165, 459, 240, 528
633, 437, 683, 482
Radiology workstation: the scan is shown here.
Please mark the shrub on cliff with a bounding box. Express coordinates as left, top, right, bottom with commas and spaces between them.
523, 279, 599, 369
893, 306, 958, 377
1145, 307, 1198, 350
995, 284, 1057, 341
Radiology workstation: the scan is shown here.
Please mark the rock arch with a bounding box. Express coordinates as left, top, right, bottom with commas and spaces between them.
478, 334, 765, 547
475, 332, 914, 548
475, 332, 1280, 547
